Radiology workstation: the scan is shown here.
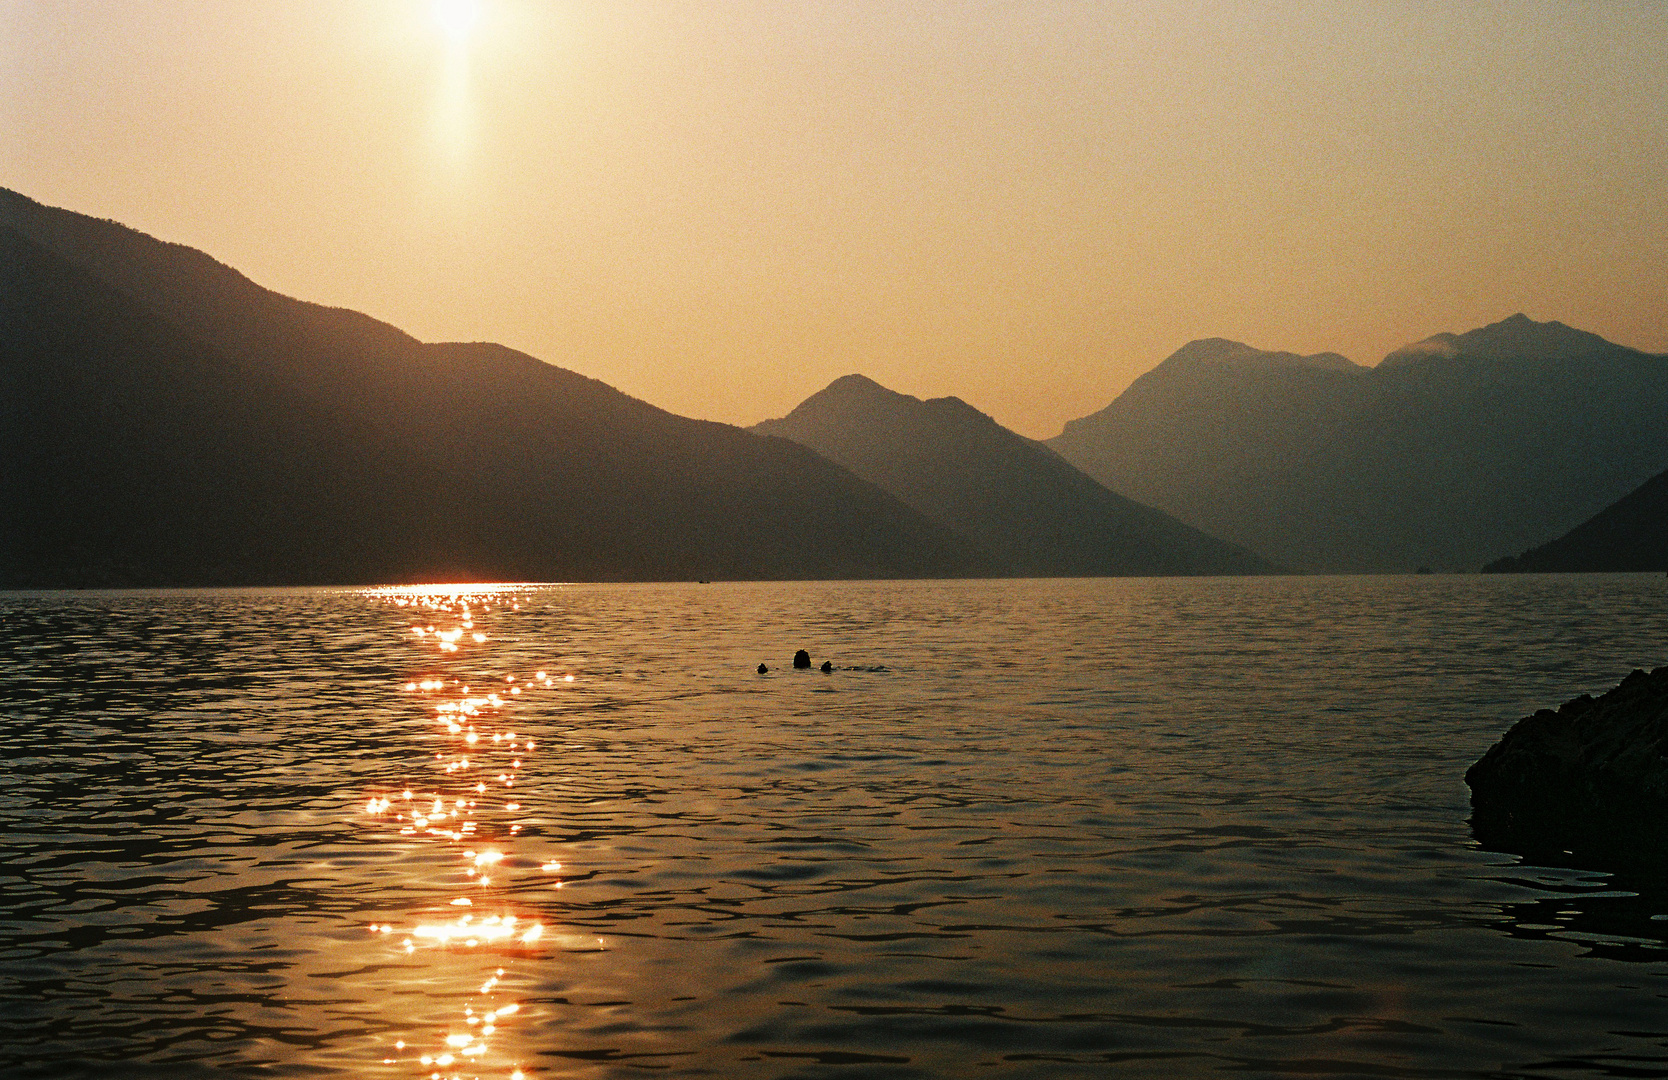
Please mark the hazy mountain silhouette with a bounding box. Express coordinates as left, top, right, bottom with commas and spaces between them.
1484, 468, 1668, 573
0, 189, 995, 586
1048, 316, 1668, 572
753, 375, 1276, 576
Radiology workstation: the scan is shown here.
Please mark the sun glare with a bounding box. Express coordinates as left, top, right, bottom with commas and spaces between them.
432, 0, 481, 43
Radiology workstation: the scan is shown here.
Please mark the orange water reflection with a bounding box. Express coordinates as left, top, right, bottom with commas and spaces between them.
358, 585, 571, 1079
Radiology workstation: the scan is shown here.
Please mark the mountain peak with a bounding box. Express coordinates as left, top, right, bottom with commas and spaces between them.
821, 373, 901, 398
1380, 314, 1637, 368
825, 373, 877, 389
1163, 338, 1263, 366
754, 375, 1275, 576
779, 374, 919, 425
1155, 338, 1361, 376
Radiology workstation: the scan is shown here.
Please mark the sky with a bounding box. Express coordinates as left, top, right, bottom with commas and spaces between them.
3, 1, 1664, 438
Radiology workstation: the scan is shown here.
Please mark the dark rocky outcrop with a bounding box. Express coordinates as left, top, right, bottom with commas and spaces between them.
1467, 667, 1668, 856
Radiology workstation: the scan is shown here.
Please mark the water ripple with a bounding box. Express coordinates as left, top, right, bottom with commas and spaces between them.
2, 576, 1667, 1077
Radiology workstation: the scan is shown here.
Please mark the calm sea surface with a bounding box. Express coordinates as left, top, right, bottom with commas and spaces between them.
2, 575, 1667, 1079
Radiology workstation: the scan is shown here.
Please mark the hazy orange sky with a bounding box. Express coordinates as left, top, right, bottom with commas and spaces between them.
4, 1, 1663, 437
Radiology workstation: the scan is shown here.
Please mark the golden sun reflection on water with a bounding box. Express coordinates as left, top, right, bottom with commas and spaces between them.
358, 586, 572, 1079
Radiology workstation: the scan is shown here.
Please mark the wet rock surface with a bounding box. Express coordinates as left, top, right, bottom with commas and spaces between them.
1467, 665, 1668, 856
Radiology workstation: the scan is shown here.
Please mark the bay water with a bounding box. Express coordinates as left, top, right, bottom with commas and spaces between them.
1, 575, 1666, 1078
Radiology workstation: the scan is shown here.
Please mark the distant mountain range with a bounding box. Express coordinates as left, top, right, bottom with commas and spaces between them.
1484, 467, 1668, 573
5, 187, 1659, 585
1048, 317, 1668, 572
754, 375, 1274, 576
1, 188, 995, 586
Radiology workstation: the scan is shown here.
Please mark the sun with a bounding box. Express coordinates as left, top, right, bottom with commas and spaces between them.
432, 0, 481, 43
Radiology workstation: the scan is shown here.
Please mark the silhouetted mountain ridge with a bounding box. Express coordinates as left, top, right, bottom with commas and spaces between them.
1049, 317, 1668, 572
755, 375, 1276, 576
1, 190, 994, 585
1381, 313, 1634, 368
1155, 338, 1362, 376
1484, 468, 1668, 573
0, 188, 423, 369
10, 185, 1657, 582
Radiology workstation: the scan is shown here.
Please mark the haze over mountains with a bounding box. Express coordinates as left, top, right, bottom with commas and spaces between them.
4, 186, 1660, 585
0, 187, 1269, 588
755, 375, 1273, 576
1, 188, 997, 586
1049, 318, 1668, 572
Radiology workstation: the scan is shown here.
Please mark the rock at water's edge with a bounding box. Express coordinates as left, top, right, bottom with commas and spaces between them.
1466, 666, 1668, 848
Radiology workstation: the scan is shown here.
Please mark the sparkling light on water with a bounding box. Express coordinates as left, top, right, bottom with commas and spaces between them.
359, 585, 569, 1078
5, 577, 1668, 1077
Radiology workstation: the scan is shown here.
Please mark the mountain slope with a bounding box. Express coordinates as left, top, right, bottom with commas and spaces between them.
1048, 317, 1668, 572
754, 375, 1276, 576
1483, 468, 1668, 573
0, 191, 993, 585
